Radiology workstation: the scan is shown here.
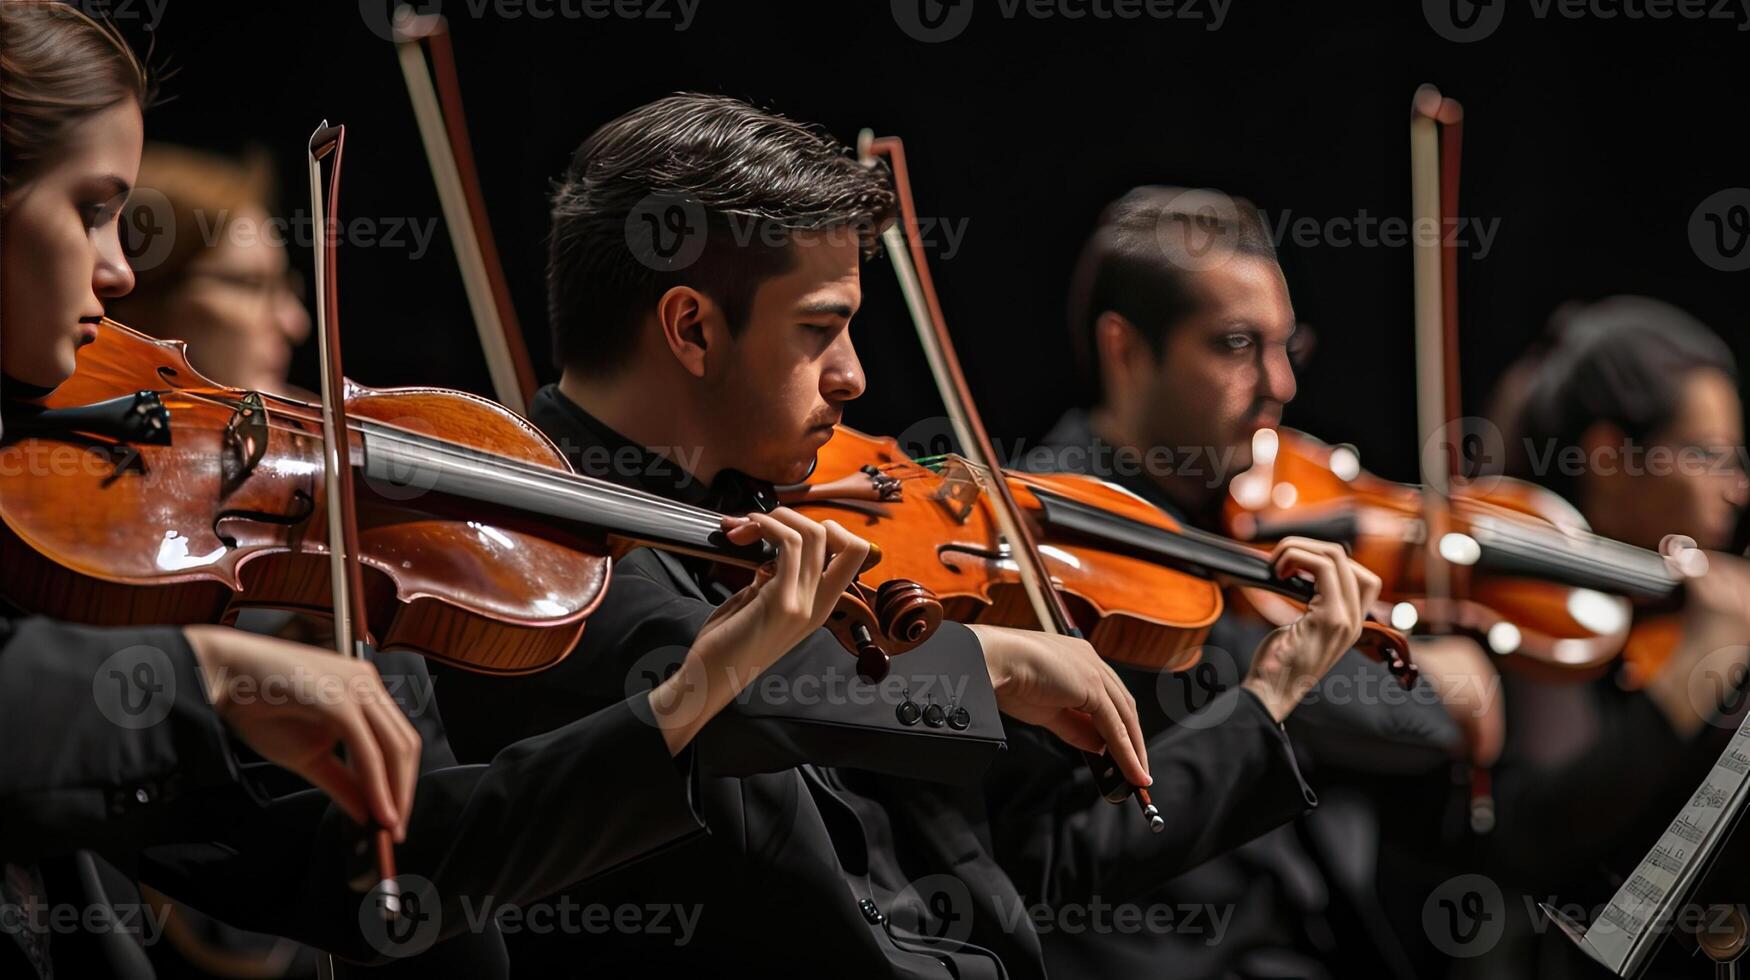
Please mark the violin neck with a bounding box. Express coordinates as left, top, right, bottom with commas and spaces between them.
1247, 502, 1679, 601
354, 420, 768, 566
1459, 512, 1678, 601
1028, 485, 1310, 600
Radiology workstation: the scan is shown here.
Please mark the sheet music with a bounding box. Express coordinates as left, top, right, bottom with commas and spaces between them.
1559, 710, 1750, 976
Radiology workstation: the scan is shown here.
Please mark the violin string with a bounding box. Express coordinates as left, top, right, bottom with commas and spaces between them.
1454, 498, 1678, 594
146, 389, 1681, 594
369, 425, 729, 536
911, 455, 1286, 583
932, 452, 1677, 594
155, 388, 733, 538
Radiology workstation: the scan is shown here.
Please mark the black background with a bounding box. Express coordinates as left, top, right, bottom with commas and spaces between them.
122, 0, 1750, 482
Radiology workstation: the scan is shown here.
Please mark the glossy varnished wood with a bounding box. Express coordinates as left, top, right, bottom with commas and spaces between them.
1, 320, 600, 674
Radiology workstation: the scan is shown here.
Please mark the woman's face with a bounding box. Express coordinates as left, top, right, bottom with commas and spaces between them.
1, 99, 143, 388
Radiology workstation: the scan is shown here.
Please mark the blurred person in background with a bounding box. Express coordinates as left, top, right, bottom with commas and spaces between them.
112, 143, 310, 397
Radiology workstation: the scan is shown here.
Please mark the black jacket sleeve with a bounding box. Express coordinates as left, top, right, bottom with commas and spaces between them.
136, 693, 705, 965
990, 688, 1316, 907
440, 548, 1005, 785
1283, 648, 1464, 775
0, 617, 242, 863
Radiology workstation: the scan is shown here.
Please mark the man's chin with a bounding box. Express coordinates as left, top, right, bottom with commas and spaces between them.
747, 450, 818, 488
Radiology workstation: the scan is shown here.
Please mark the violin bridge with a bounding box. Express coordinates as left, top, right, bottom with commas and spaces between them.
221, 391, 269, 493
933, 456, 982, 524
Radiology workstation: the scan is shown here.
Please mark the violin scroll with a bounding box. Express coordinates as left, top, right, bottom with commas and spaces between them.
824, 578, 945, 682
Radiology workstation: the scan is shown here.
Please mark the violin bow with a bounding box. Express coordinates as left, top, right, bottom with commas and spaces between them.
1409, 84, 1466, 631
307, 121, 403, 924
858, 132, 1163, 833
1412, 84, 1502, 829
390, 3, 539, 415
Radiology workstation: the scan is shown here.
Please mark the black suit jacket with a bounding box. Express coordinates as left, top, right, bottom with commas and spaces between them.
1009, 409, 1463, 980
1, 617, 249, 979
435, 385, 1319, 978
0, 612, 707, 977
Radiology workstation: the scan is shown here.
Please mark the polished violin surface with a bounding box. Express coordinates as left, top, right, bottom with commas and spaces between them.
1224, 427, 1686, 680
788, 425, 1418, 687
0, 319, 939, 677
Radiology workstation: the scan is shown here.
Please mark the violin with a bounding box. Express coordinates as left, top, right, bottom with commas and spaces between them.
0, 318, 942, 679
789, 427, 1420, 684
1215, 88, 1691, 689
1224, 426, 1688, 684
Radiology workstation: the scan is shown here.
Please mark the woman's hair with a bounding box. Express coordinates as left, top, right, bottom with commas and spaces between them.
0, 0, 151, 189
1503, 295, 1738, 500
111, 142, 275, 311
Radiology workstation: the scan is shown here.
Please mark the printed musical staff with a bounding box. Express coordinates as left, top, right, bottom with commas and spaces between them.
1550, 704, 1750, 976
1669, 815, 1705, 845
1725, 748, 1750, 776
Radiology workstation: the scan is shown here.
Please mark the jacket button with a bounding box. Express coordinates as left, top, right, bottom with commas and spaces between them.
922, 703, 946, 728
859, 898, 884, 924
135, 787, 151, 804
948, 706, 970, 730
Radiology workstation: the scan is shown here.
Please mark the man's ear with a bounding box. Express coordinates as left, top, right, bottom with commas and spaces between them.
655, 285, 714, 378
1093, 311, 1152, 396
1576, 419, 1629, 503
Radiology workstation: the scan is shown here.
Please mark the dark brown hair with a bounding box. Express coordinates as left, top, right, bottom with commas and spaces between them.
546, 93, 895, 376
1506, 296, 1738, 501
1067, 186, 1278, 389
0, 0, 150, 190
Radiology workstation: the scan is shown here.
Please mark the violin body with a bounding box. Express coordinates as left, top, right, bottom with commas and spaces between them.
2, 320, 942, 677
794, 426, 1415, 681
1, 320, 602, 673
1225, 428, 1681, 679
796, 427, 1218, 671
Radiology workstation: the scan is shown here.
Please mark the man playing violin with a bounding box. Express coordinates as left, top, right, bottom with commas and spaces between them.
438, 93, 1386, 978
0, 6, 890, 975
1020, 186, 1469, 979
